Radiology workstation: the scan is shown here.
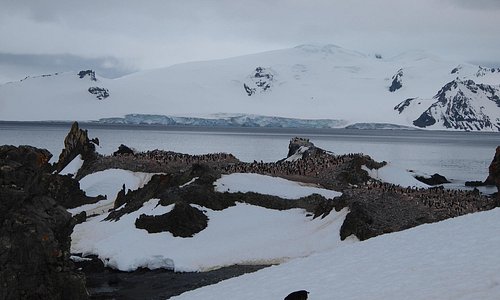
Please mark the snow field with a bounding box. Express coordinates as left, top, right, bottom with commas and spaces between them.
172, 208, 500, 300
362, 163, 429, 188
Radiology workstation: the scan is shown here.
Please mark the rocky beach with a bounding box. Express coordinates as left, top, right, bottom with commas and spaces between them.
1, 122, 499, 299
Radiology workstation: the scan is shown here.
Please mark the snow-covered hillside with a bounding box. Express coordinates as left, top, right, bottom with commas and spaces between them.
172, 208, 500, 300
1, 44, 499, 131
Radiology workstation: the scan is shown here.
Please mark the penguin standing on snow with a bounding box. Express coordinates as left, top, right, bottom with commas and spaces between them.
284, 290, 309, 300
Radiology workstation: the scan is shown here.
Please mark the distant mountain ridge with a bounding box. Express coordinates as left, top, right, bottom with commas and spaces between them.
1, 44, 499, 131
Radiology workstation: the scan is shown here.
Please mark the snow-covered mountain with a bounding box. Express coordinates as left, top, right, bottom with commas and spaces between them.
1, 44, 499, 131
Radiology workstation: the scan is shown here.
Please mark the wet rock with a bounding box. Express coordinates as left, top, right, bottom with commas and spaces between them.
55, 122, 99, 173
0, 145, 88, 300
414, 173, 450, 186
135, 202, 209, 237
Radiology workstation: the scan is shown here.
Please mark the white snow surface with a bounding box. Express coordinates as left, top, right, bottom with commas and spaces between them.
363, 164, 429, 188
1, 44, 498, 130
71, 200, 351, 272
68, 169, 156, 215
172, 208, 500, 300
59, 155, 83, 177
214, 173, 342, 199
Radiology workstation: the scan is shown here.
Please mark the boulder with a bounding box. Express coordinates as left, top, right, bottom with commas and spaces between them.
135, 202, 208, 237
55, 122, 98, 173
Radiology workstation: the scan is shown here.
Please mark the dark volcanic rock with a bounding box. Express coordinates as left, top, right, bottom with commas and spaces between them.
55, 122, 99, 173
414, 173, 450, 186
0, 145, 88, 300
135, 202, 209, 237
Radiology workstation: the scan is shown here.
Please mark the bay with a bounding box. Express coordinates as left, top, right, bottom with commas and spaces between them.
1, 122, 500, 183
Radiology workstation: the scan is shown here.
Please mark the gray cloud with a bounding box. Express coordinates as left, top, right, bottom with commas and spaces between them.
0, 0, 499, 77
0, 53, 136, 83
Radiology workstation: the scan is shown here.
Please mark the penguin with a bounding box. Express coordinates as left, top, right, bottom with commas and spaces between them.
284, 290, 309, 300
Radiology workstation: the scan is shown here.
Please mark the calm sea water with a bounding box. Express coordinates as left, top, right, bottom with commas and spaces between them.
1, 122, 500, 183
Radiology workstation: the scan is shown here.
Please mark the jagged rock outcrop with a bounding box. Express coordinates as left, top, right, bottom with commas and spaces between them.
283, 137, 325, 161
135, 202, 209, 237
0, 145, 88, 299
389, 68, 403, 92
243, 66, 275, 96
55, 122, 99, 173
395, 79, 500, 131
88, 87, 109, 100
485, 146, 500, 192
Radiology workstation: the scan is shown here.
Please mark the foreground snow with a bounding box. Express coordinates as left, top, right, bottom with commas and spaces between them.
71, 200, 350, 272
68, 169, 157, 215
172, 208, 500, 300
214, 173, 342, 199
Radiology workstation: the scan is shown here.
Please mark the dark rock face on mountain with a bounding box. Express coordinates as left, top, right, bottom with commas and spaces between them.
396, 79, 500, 131
55, 122, 99, 173
243, 66, 275, 96
135, 202, 209, 237
414, 173, 450, 186
476, 66, 500, 77
389, 68, 403, 92
88, 87, 109, 100
78, 70, 96, 81
0, 145, 88, 300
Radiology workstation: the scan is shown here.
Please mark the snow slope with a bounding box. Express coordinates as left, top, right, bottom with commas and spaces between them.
1, 44, 499, 130
172, 208, 500, 300
71, 171, 350, 272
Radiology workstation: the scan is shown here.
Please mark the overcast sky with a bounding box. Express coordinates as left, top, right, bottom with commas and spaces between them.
1, 0, 499, 83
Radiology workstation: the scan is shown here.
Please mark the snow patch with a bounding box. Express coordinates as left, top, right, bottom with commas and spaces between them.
59, 155, 83, 177
362, 164, 429, 188
214, 173, 341, 199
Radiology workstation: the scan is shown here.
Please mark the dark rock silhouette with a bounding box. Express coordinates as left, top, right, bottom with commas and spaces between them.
0, 145, 88, 299
135, 201, 209, 237
486, 146, 500, 193
284, 290, 309, 300
113, 144, 135, 156
78, 70, 96, 81
389, 68, 403, 92
55, 122, 99, 174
